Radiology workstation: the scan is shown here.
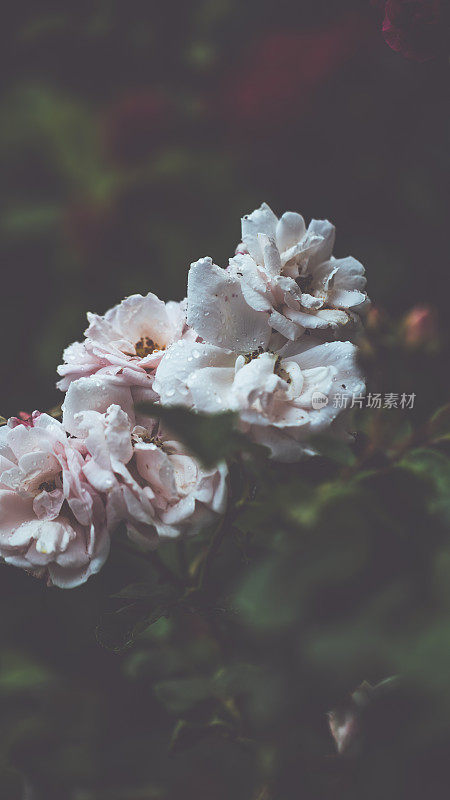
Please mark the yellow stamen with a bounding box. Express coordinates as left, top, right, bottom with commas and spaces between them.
134, 336, 164, 358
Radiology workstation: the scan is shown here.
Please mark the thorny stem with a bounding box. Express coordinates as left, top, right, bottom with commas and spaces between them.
190, 458, 251, 591
121, 460, 251, 594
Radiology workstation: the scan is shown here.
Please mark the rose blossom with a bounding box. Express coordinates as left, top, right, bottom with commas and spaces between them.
57, 293, 194, 399
187, 203, 368, 346
61, 378, 228, 543
154, 336, 365, 462
0, 413, 109, 588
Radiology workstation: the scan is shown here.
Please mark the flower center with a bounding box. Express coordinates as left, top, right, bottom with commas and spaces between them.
132, 429, 154, 445
273, 355, 291, 384
38, 480, 57, 493
243, 348, 291, 383
297, 273, 313, 292
243, 346, 264, 364
134, 336, 164, 358
132, 428, 169, 451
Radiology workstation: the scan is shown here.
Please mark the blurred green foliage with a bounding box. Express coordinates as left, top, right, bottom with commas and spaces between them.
0, 1, 449, 798
1, 317, 449, 797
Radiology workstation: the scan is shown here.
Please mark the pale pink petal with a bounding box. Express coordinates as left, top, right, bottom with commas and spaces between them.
241, 203, 278, 263
275, 211, 306, 253
154, 340, 235, 406
187, 257, 270, 352
62, 377, 135, 437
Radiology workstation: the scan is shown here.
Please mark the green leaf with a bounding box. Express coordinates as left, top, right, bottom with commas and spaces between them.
308, 434, 357, 466
96, 606, 151, 653
212, 664, 261, 698
154, 676, 214, 714
168, 717, 234, 754
155, 664, 262, 716
138, 403, 260, 467
429, 403, 450, 442
286, 480, 355, 529
1, 204, 62, 237
0, 651, 53, 694
235, 558, 300, 632
400, 447, 450, 523
96, 589, 178, 653
112, 583, 177, 602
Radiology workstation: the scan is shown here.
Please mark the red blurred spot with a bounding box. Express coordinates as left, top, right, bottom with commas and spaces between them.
103, 89, 173, 164
221, 15, 374, 136
403, 305, 438, 346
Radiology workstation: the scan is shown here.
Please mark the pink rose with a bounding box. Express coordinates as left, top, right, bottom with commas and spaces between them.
57, 293, 195, 399
0, 413, 109, 588
61, 378, 228, 544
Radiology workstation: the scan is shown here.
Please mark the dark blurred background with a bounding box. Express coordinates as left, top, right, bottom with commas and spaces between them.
0, 2, 449, 798
1, 0, 448, 416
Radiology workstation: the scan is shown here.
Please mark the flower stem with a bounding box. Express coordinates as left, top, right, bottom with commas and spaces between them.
118, 539, 183, 590
146, 550, 184, 589
176, 538, 188, 582
196, 511, 228, 591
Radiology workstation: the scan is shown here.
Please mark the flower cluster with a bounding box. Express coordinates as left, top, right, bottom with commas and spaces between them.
0, 412, 109, 588
1, 203, 368, 587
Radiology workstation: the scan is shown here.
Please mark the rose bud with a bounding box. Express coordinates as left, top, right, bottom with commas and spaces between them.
328, 678, 400, 756
402, 305, 438, 347
366, 306, 386, 332
328, 704, 361, 756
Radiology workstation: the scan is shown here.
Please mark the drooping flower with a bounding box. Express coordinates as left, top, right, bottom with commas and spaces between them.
62, 378, 228, 543
379, 0, 446, 62
187, 203, 367, 346
57, 293, 194, 398
154, 336, 365, 462
0, 413, 109, 588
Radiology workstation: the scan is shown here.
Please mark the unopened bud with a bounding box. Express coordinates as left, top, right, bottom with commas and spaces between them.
403, 305, 438, 347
